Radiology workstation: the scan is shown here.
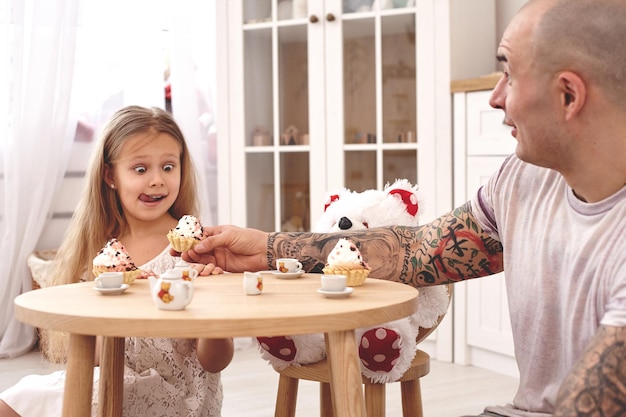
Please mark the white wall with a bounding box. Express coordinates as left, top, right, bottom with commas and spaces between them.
37, 142, 95, 251
450, 0, 497, 81
450, 0, 528, 81
496, 0, 527, 43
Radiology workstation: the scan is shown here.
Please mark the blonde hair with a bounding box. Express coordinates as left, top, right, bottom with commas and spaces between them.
42, 105, 200, 362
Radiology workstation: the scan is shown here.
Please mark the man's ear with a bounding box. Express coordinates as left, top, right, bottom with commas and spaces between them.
556, 71, 586, 121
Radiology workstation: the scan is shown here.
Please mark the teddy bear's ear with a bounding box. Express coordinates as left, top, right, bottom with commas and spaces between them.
388, 188, 419, 216
323, 194, 341, 212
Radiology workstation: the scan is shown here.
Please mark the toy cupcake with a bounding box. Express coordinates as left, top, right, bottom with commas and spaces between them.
92, 238, 142, 284
322, 238, 371, 286
167, 214, 203, 252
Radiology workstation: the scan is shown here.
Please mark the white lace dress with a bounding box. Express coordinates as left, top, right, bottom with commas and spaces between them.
0, 247, 223, 417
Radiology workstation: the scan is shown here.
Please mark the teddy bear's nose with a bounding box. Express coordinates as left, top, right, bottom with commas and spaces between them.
338, 217, 353, 230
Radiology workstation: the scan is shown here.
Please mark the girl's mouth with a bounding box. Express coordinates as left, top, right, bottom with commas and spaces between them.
139, 194, 166, 203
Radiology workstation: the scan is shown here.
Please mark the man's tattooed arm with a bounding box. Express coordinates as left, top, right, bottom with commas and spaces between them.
269, 201, 503, 287
554, 325, 626, 416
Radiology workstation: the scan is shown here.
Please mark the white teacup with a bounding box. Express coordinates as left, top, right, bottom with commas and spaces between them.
320, 274, 347, 292
243, 271, 263, 295
95, 272, 124, 289
276, 258, 303, 273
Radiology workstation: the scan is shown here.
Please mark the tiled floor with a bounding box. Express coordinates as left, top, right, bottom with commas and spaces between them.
1, 339, 519, 416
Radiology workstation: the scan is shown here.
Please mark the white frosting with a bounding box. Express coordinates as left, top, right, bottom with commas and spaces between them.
93, 238, 136, 271
173, 215, 203, 239
327, 238, 368, 268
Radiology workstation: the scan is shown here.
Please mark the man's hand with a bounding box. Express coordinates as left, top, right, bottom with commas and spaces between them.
171, 225, 269, 273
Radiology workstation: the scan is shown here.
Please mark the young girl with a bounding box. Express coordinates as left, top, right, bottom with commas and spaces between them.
0, 106, 234, 417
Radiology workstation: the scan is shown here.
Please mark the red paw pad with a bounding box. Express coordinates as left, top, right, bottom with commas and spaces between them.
257, 336, 297, 361
358, 328, 401, 372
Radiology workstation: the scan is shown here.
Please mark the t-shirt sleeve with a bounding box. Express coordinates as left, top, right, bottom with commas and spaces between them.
469, 155, 518, 242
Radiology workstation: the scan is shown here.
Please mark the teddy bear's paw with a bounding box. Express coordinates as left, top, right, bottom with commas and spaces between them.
358, 327, 402, 373
358, 325, 418, 383
257, 336, 297, 362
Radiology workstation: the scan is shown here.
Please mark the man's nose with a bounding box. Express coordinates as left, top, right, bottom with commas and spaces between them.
489, 74, 507, 110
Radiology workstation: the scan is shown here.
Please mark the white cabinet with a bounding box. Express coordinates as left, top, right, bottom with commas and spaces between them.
216, 0, 458, 361
216, 0, 454, 233
451, 78, 519, 377
216, 0, 502, 362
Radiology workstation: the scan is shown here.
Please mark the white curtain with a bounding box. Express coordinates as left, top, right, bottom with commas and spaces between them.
0, 0, 218, 358
168, 0, 218, 225
0, 0, 79, 358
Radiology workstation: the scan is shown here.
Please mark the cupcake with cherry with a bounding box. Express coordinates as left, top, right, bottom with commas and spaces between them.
322, 238, 371, 286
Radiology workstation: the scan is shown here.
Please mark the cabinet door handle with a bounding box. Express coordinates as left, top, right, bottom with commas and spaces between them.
309, 15, 319, 23
326, 13, 336, 22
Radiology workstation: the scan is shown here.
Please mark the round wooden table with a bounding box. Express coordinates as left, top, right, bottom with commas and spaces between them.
14, 273, 419, 417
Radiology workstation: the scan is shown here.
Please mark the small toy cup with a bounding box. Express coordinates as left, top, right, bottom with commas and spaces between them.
276, 258, 303, 273
95, 272, 124, 289
243, 271, 263, 295
320, 274, 347, 292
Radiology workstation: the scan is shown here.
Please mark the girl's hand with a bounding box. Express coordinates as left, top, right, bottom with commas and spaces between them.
194, 262, 224, 276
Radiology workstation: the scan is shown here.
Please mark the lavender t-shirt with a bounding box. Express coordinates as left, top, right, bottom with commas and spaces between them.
470, 155, 626, 416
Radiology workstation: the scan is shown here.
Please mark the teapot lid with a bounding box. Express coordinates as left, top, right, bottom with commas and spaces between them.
174, 260, 191, 268
161, 269, 183, 279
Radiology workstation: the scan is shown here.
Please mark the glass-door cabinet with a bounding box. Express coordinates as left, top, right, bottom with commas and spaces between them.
218, 0, 451, 231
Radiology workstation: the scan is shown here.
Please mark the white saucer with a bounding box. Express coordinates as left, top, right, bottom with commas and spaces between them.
93, 283, 129, 295
317, 287, 354, 299
272, 270, 305, 279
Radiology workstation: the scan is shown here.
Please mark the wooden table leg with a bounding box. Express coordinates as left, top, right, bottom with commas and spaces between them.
62, 334, 96, 417
98, 336, 125, 417
325, 330, 366, 417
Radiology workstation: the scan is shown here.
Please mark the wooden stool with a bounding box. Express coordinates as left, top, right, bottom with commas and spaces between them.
274, 349, 431, 417
273, 284, 453, 417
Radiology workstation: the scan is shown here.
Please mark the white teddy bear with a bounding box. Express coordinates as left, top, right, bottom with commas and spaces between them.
256, 179, 450, 382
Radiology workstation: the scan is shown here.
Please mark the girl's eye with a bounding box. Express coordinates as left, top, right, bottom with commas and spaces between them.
163, 163, 174, 172
134, 166, 146, 174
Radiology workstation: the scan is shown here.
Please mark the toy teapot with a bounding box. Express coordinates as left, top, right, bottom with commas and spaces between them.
148, 269, 194, 310
172, 260, 199, 281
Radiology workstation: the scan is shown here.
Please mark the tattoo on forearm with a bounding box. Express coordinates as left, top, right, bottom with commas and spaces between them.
271, 232, 332, 272
555, 326, 626, 416
269, 201, 503, 287
267, 233, 276, 270
391, 202, 503, 287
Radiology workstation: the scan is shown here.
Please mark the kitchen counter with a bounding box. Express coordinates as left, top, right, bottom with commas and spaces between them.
450, 72, 502, 93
